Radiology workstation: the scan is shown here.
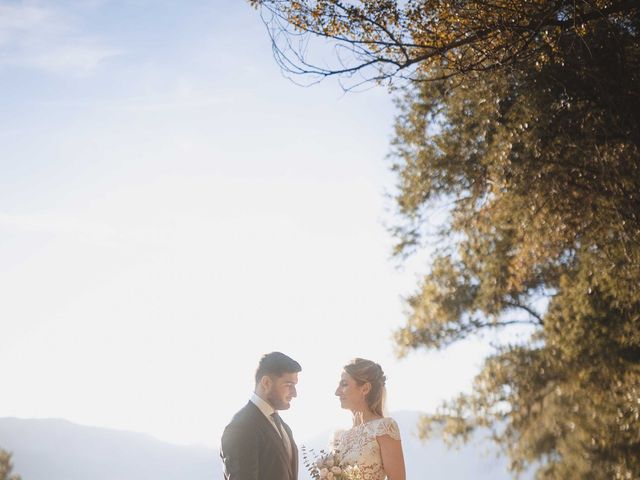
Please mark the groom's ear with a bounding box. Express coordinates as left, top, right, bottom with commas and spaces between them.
260, 374, 273, 390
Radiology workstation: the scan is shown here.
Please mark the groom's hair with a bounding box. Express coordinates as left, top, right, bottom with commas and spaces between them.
255, 352, 301, 383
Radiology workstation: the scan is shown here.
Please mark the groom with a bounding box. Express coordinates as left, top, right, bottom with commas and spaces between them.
220, 352, 301, 480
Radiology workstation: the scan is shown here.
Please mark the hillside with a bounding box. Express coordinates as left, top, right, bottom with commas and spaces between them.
0, 414, 523, 479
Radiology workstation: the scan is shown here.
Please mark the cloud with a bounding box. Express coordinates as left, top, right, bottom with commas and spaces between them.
0, 3, 50, 42
0, 2, 119, 74
0, 211, 158, 249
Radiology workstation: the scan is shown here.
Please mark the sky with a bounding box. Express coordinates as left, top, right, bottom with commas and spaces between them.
0, 0, 496, 448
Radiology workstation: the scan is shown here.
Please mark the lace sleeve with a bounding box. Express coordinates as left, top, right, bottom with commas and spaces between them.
372, 418, 401, 441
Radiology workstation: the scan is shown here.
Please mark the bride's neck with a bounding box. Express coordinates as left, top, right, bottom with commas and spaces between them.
352, 409, 381, 426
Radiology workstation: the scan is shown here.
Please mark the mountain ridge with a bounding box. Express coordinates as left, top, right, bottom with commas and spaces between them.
0, 413, 521, 479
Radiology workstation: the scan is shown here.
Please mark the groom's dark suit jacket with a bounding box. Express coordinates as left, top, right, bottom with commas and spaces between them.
220, 401, 298, 480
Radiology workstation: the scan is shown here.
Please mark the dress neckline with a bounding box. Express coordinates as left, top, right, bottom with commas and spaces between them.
354, 416, 385, 428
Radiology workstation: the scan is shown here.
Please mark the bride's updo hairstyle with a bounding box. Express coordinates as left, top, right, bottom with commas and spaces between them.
344, 358, 387, 417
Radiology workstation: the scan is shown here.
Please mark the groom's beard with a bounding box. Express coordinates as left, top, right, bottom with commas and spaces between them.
266, 388, 290, 410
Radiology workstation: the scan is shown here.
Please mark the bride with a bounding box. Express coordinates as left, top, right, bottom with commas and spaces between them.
332, 358, 406, 480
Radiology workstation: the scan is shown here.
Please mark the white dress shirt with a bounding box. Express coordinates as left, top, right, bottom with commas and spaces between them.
250, 392, 293, 459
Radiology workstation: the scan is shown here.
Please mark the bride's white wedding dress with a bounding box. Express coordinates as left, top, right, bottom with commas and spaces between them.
332, 417, 401, 480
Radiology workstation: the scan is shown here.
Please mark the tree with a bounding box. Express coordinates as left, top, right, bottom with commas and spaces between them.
250, 1, 640, 478
249, 0, 638, 87
388, 22, 640, 476
0, 450, 21, 480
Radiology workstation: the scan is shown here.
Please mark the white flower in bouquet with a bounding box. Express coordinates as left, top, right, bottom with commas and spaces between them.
302, 446, 362, 480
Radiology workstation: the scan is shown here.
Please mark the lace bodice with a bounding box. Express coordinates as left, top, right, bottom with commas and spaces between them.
332, 417, 401, 480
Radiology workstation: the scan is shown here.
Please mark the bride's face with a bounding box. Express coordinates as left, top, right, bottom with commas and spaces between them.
335, 371, 369, 412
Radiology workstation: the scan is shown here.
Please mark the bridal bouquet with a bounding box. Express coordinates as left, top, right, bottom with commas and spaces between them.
301, 446, 362, 480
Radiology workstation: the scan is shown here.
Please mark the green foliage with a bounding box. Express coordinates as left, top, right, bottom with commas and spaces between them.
250, 0, 640, 477
250, 0, 638, 86
390, 16, 640, 478
0, 450, 21, 480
